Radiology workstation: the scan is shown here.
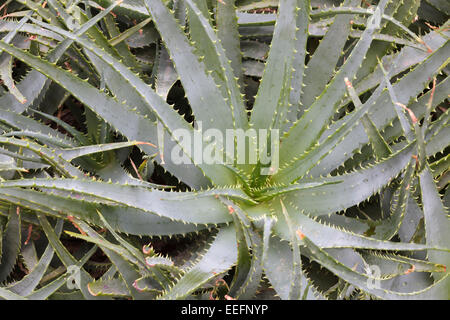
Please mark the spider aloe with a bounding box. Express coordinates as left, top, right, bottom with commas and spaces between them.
0, 0, 448, 300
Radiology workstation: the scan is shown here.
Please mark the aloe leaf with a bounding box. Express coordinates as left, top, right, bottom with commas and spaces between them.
63, 231, 141, 273
46, 0, 76, 29
263, 235, 320, 300
56, 141, 155, 162
250, 0, 308, 131
27, 16, 235, 186
0, 287, 27, 300
155, 45, 178, 100
273, 200, 447, 252
419, 166, 450, 280
145, 0, 238, 134
228, 212, 252, 297
94, 210, 151, 271
354, 28, 448, 100
28, 245, 99, 300
47, 2, 151, 118
425, 118, 449, 157
301, 234, 450, 299
0, 148, 44, 167
145, 256, 175, 269
28, 109, 89, 146
0, 109, 76, 147
64, 222, 155, 299
0, 206, 21, 283
0, 220, 2, 263
7, 232, 59, 296
300, 0, 357, 111
26, 274, 71, 300
1, 131, 76, 149
185, 0, 247, 129
0, 164, 26, 174
0, 39, 209, 187
0, 187, 209, 236
280, 0, 389, 167
95, 158, 167, 189
284, 0, 309, 129
345, 77, 392, 159
0, 20, 63, 41
425, 101, 448, 138
430, 153, 449, 178
0, 190, 65, 221
231, 230, 263, 300
354, 0, 421, 83
0, 0, 115, 114
361, 114, 393, 160
87, 278, 130, 297
382, 77, 428, 171
103, 14, 145, 74
325, 248, 367, 276
45, 289, 84, 300
0, 53, 26, 104
350, 31, 428, 50
284, 143, 414, 216
20, 241, 38, 272
100, 265, 118, 282
0, 66, 50, 116
0, 204, 39, 226
255, 180, 342, 202
309, 39, 449, 177
242, 59, 265, 77
0, 178, 233, 225
237, 12, 277, 26
216, 0, 244, 90
94, 0, 148, 19
0, 12, 33, 104
158, 225, 237, 299
380, 61, 414, 142
361, 251, 447, 277
372, 160, 415, 240
237, 0, 278, 10
124, 23, 160, 48
132, 275, 163, 295
109, 17, 152, 46
279, 200, 302, 299
36, 215, 109, 300
167, 186, 258, 205
0, 137, 84, 178
187, 0, 224, 86
273, 77, 386, 183
79, 13, 153, 119
241, 40, 269, 60
311, 6, 422, 42
261, 216, 275, 270
224, 200, 264, 299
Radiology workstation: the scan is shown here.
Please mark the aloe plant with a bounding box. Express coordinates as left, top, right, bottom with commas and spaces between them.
0, 0, 448, 300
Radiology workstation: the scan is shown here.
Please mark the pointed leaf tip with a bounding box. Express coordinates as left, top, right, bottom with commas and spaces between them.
296, 230, 305, 240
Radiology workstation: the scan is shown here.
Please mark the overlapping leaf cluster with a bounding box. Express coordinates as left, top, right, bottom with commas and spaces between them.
0, 0, 448, 300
